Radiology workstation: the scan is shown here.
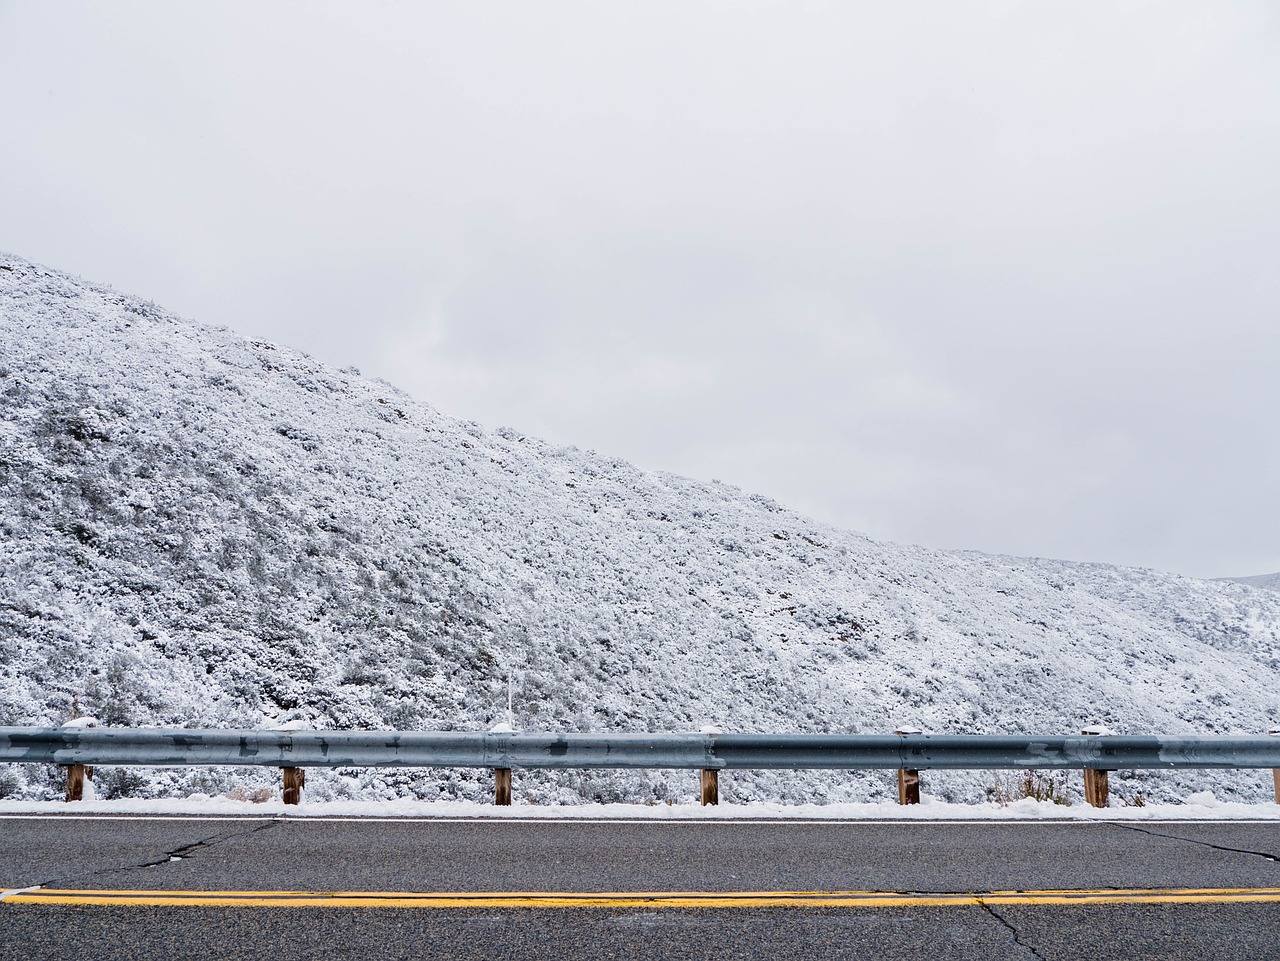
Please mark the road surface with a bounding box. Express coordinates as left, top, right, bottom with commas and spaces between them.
3, 815, 1279, 959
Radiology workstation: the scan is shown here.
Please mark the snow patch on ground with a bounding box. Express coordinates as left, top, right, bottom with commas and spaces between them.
4, 794, 1279, 821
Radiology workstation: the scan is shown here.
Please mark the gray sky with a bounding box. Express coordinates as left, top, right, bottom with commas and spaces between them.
2, 1, 1278, 579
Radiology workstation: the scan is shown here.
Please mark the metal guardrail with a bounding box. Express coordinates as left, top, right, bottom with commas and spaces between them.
4, 727, 1280, 771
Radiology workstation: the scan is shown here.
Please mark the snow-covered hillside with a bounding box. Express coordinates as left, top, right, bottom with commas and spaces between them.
1224, 573, 1280, 593
3, 254, 1279, 805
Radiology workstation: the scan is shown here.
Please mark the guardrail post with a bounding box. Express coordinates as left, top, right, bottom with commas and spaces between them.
494, 768, 512, 806
1083, 768, 1108, 808
64, 764, 92, 802
488, 721, 515, 805
1082, 726, 1111, 808
1269, 728, 1280, 803
700, 769, 719, 806
897, 768, 920, 805
282, 767, 305, 805
895, 726, 922, 804
698, 725, 721, 806
61, 714, 98, 802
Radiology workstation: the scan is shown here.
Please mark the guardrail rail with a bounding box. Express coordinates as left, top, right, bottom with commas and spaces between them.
3, 726, 1280, 807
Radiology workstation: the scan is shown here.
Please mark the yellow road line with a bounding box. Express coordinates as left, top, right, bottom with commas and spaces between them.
7, 887, 1280, 909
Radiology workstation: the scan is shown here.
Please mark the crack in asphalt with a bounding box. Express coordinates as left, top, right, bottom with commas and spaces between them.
1111, 823, 1280, 864
135, 820, 281, 870
977, 900, 1048, 961
38, 819, 283, 889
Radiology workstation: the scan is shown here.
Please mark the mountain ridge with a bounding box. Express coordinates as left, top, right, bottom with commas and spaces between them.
1222, 573, 1280, 592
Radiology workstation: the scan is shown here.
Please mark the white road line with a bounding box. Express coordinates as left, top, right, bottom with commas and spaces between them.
0, 886, 41, 902
2, 814, 1278, 825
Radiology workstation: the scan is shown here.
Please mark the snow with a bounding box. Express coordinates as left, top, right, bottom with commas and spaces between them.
3, 793, 1279, 822
60, 716, 100, 729
1224, 572, 1280, 592
2, 251, 1280, 806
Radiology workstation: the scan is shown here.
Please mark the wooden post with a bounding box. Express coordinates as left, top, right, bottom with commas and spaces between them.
64, 764, 92, 802
700, 769, 719, 806
1083, 768, 1109, 808
698, 725, 722, 806
897, 769, 921, 805
282, 767, 305, 805
1082, 726, 1111, 809
1268, 728, 1280, 803
895, 726, 922, 805
61, 711, 98, 802
494, 768, 512, 806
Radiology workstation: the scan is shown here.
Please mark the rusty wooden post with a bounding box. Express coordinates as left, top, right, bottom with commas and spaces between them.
64, 764, 92, 802
698, 725, 721, 806
897, 769, 921, 805
1082, 726, 1111, 808
700, 769, 719, 806
282, 767, 305, 805
61, 712, 98, 802
62, 711, 99, 798
1083, 768, 1109, 808
1269, 728, 1280, 803
494, 768, 512, 806
896, 726, 921, 804
488, 720, 516, 806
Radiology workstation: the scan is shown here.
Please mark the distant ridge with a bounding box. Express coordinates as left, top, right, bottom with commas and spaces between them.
1221, 573, 1280, 592
3, 252, 1280, 804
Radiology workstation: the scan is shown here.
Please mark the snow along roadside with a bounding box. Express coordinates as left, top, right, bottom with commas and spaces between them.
3, 792, 1279, 821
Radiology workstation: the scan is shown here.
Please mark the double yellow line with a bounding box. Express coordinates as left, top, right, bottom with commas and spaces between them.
6, 887, 1280, 908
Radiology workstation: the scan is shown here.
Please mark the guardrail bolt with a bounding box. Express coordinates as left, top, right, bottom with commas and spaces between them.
64, 764, 92, 802
895, 726, 922, 805
1268, 727, 1280, 803
1081, 726, 1111, 808
700, 769, 719, 806
494, 767, 512, 806
282, 767, 305, 805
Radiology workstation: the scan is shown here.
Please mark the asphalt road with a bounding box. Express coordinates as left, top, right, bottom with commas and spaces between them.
3, 816, 1280, 959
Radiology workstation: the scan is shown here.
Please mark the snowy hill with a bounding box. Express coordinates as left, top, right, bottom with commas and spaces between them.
1223, 573, 1280, 593
3, 253, 1279, 805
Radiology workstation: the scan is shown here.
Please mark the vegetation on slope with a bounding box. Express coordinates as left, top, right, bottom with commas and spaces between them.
3, 255, 1278, 803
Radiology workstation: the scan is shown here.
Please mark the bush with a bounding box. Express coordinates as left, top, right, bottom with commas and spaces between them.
224, 786, 273, 803
0, 766, 21, 799
986, 770, 1071, 806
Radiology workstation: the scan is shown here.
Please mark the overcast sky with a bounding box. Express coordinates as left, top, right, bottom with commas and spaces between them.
2, 1, 1277, 579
